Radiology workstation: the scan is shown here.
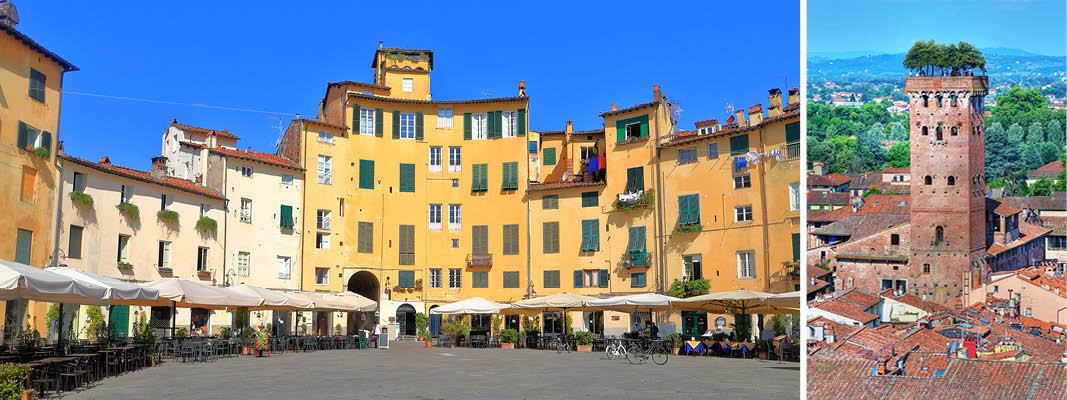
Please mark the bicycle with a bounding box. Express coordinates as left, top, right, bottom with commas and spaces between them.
605, 338, 628, 360
554, 335, 572, 353
626, 338, 669, 365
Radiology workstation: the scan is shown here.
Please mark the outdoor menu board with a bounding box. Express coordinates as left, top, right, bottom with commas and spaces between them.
379, 326, 389, 349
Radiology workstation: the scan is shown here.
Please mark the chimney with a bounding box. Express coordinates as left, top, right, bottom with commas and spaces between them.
206, 131, 218, 149
611, 104, 617, 111
788, 88, 800, 106
876, 358, 888, 375
748, 104, 763, 125
151, 156, 168, 180
735, 109, 746, 127
0, 0, 19, 28
99, 157, 111, 165
518, 80, 527, 97
768, 88, 783, 118
378, 41, 383, 50
565, 120, 573, 134
726, 115, 736, 125
653, 84, 663, 102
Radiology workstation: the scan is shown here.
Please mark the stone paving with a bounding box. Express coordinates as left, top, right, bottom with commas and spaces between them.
61, 342, 799, 399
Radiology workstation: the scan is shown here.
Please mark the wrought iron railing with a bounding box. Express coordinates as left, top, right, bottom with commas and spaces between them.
467, 253, 493, 267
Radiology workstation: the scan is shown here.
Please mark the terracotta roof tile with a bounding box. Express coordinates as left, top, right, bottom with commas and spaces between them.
808, 173, 852, 187
599, 101, 659, 117
808, 191, 850, 205
855, 194, 910, 215
840, 290, 882, 309
814, 298, 879, 324
209, 146, 303, 171
658, 107, 799, 148
1027, 159, 1065, 179
527, 181, 606, 192
883, 167, 910, 174
986, 221, 1053, 256
808, 206, 854, 222
59, 154, 224, 200
170, 120, 238, 140
348, 92, 528, 106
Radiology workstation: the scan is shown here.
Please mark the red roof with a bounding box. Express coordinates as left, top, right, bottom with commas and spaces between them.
170, 119, 238, 140
809, 206, 854, 222
883, 167, 910, 174
693, 119, 718, 127
807, 191, 850, 206
986, 221, 1053, 256
881, 290, 953, 314
808, 173, 852, 187
855, 194, 910, 215
59, 155, 224, 200
1027, 159, 1065, 179
209, 146, 303, 171
839, 290, 882, 309
814, 298, 879, 324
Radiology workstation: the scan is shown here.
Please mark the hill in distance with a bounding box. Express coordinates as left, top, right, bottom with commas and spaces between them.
808, 47, 1065, 80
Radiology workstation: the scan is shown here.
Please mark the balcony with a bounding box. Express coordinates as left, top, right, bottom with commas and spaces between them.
624, 251, 651, 267
614, 189, 654, 212
467, 253, 493, 267
786, 142, 800, 160
784, 261, 800, 280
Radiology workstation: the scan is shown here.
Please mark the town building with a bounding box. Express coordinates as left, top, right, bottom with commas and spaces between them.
0, 4, 78, 341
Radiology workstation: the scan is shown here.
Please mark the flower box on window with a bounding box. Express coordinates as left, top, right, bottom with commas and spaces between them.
614, 189, 654, 212
195, 217, 217, 233
157, 210, 180, 226
673, 224, 702, 235
69, 191, 94, 207
117, 203, 140, 220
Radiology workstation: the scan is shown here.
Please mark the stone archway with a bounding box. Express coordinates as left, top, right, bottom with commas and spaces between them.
396, 304, 417, 336
348, 271, 379, 333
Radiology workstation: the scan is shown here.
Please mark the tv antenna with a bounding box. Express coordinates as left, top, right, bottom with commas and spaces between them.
270, 117, 285, 147
724, 101, 735, 115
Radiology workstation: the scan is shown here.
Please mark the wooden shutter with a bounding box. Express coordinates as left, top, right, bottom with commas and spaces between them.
40, 132, 51, 152
501, 162, 510, 190
792, 233, 800, 262
359, 160, 374, 189
399, 225, 415, 265
590, 219, 599, 251
573, 270, 583, 288
375, 109, 384, 137
677, 196, 688, 225
109, 305, 130, 338
415, 111, 424, 140
730, 134, 749, 155
616, 119, 626, 142
14, 229, 31, 264
786, 122, 800, 144
358, 222, 373, 253
480, 164, 488, 191
399, 271, 415, 288
690, 195, 700, 224
517, 108, 526, 136
631, 272, 645, 288
472, 225, 488, 254
635, 227, 646, 251
598, 269, 609, 288
582, 192, 598, 207
352, 104, 360, 134
463, 113, 472, 140
17, 122, 29, 149
400, 163, 414, 192
503, 224, 518, 255
392, 111, 401, 139
503, 271, 519, 288
280, 205, 293, 228
640, 116, 649, 137
543, 148, 555, 165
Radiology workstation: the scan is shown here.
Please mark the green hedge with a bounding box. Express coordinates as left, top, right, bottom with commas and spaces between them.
0, 363, 30, 400
69, 190, 94, 207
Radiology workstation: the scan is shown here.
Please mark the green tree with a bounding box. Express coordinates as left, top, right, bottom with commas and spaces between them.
826, 136, 858, 174
1053, 169, 1066, 192
888, 121, 907, 141
1047, 119, 1064, 145
1029, 178, 1054, 196
856, 123, 887, 171
1022, 145, 1044, 170
886, 141, 910, 168
985, 122, 1022, 178
1036, 142, 1063, 166
1027, 121, 1047, 146
1007, 123, 1026, 145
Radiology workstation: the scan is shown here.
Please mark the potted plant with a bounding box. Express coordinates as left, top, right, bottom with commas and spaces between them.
133, 313, 159, 366
238, 327, 255, 354
756, 339, 770, 360
195, 216, 217, 233
334, 323, 343, 336
116, 202, 140, 220
574, 331, 594, 352
666, 333, 684, 355
254, 329, 270, 357
69, 190, 94, 208
499, 328, 518, 349
0, 363, 33, 400
156, 209, 180, 226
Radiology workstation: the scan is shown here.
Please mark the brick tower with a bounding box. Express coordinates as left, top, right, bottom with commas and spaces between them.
905, 76, 989, 307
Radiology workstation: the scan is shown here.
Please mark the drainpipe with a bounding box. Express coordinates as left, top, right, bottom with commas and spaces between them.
221, 157, 229, 287
298, 120, 307, 293
652, 102, 667, 295
525, 101, 533, 299
51, 72, 67, 271
756, 123, 772, 340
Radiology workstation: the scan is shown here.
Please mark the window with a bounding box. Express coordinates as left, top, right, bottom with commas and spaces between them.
241, 166, 254, 177
157, 241, 171, 269
160, 194, 172, 211
923, 264, 931, 274
429, 147, 442, 172
472, 271, 489, 288
730, 134, 749, 156
120, 185, 133, 204
501, 162, 518, 190
28, 68, 46, 102
624, 122, 642, 140
117, 235, 131, 264
316, 232, 331, 250
359, 159, 374, 189
924, 175, 932, 185
789, 183, 800, 211
20, 167, 35, 202
625, 166, 644, 193
357, 222, 374, 253
338, 199, 345, 218
451, 239, 459, 248
448, 147, 462, 172
947, 176, 955, 186
317, 155, 332, 185
580, 219, 599, 252
951, 126, 958, 136
472, 225, 489, 254
72, 172, 86, 192
683, 254, 702, 280
733, 174, 751, 189
499, 110, 517, 138
935, 226, 944, 244
472, 113, 488, 140
315, 267, 329, 285
543, 147, 556, 165
677, 194, 700, 226
402, 78, 413, 92
891, 234, 900, 246
282, 175, 294, 185
398, 225, 415, 265
922, 126, 928, 136
543, 221, 560, 254
707, 143, 719, 159
237, 199, 252, 223
429, 269, 442, 288
318, 131, 333, 144
1049, 236, 1067, 250
317, 210, 331, 230
237, 252, 250, 277
503, 224, 519, 255
15, 229, 32, 264
543, 270, 560, 288
398, 113, 417, 139
627, 226, 647, 253
735, 205, 753, 222
429, 204, 442, 230
578, 269, 608, 288
448, 268, 462, 288
359, 108, 376, 135
399, 163, 415, 192
448, 204, 462, 231
581, 191, 599, 207
503, 271, 520, 288
631, 272, 646, 288
542, 195, 559, 210
199, 203, 209, 218
399, 271, 415, 288
197, 247, 209, 272
528, 141, 538, 155
678, 148, 698, 164
437, 107, 453, 129
737, 251, 755, 279
278, 256, 291, 280
579, 146, 597, 162
471, 163, 488, 192
68, 225, 83, 259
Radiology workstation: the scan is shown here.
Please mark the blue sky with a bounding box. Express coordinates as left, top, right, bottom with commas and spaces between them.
19, 1, 799, 169
809, 0, 1067, 56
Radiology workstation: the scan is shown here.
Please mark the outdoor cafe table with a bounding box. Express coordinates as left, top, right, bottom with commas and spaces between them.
683, 340, 706, 355
69, 353, 102, 381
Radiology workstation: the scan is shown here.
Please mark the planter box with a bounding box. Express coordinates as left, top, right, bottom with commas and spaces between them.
500, 342, 514, 349
425, 341, 433, 348
758, 352, 768, 360
576, 345, 592, 352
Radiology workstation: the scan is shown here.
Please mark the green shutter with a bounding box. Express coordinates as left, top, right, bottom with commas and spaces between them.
580, 219, 599, 252
792, 233, 800, 262
730, 134, 749, 156
677, 196, 688, 225
399, 271, 415, 288
543, 222, 559, 254
503, 271, 520, 288
392, 110, 401, 139
517, 108, 526, 136
626, 167, 644, 193
616, 115, 650, 142
641, 117, 649, 137
543, 148, 556, 165
399, 225, 415, 265
17, 122, 29, 149
677, 195, 700, 225
415, 112, 424, 140
280, 205, 294, 228
472, 164, 488, 192
358, 221, 373, 253
109, 305, 130, 338
480, 163, 488, 191
501, 162, 510, 190
503, 224, 518, 255
628, 227, 646, 252
615, 120, 625, 142
352, 104, 360, 133
689, 195, 700, 225
631, 272, 646, 288
581, 192, 598, 207
359, 160, 374, 189
15, 229, 32, 264
375, 109, 384, 137
40, 132, 51, 152
472, 225, 488, 254
542, 195, 558, 210
473, 272, 488, 288
464, 113, 472, 140
544, 270, 559, 289
501, 162, 518, 190
400, 163, 415, 192
599, 269, 609, 288
786, 122, 800, 144
573, 270, 583, 288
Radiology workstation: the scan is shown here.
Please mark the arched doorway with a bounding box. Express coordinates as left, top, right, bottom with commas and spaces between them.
347, 271, 379, 333
396, 304, 416, 336
428, 305, 441, 337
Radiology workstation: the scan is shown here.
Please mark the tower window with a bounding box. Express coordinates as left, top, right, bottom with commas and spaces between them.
947, 176, 955, 186
922, 126, 928, 136
936, 126, 943, 141
950, 94, 957, 107
924, 175, 932, 185
922, 95, 928, 107
936, 95, 942, 107
923, 264, 931, 274
951, 127, 958, 136
935, 226, 944, 244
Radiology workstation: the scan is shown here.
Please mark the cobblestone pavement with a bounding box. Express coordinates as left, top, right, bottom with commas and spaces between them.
60, 342, 799, 399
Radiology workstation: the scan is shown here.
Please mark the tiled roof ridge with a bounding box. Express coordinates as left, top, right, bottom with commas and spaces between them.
170, 119, 239, 140
59, 154, 224, 200
347, 92, 528, 105
658, 107, 800, 148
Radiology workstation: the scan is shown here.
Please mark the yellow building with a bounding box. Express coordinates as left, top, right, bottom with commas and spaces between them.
278, 44, 530, 337
0, 10, 78, 341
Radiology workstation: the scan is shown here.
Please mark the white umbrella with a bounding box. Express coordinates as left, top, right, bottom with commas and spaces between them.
0, 259, 108, 305
144, 278, 261, 309
506, 292, 598, 312
45, 267, 162, 306
584, 293, 680, 312
226, 285, 314, 311
671, 289, 799, 315
430, 297, 508, 314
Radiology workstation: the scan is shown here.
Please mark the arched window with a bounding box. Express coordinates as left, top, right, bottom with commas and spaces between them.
922, 126, 928, 136
951, 127, 958, 136
936, 126, 943, 141
922, 95, 929, 107
924, 175, 932, 185
947, 176, 955, 186
950, 94, 957, 107
923, 264, 931, 274
936, 95, 943, 107
935, 226, 944, 243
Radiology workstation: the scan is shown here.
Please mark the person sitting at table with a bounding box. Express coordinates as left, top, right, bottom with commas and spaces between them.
650, 323, 659, 339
